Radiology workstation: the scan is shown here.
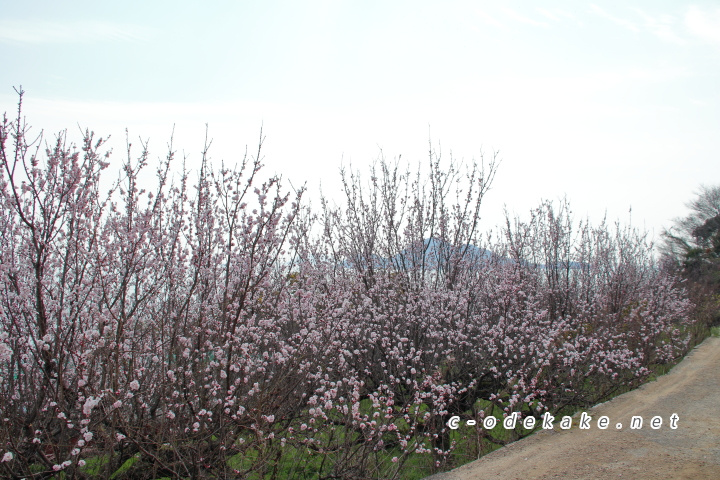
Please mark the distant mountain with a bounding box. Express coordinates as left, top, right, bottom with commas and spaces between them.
368, 237, 495, 271
317, 237, 587, 273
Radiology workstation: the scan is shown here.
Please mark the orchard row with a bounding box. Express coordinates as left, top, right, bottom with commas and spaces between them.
0, 97, 695, 479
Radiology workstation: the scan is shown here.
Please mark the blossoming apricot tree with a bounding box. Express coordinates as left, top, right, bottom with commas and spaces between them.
0, 90, 694, 479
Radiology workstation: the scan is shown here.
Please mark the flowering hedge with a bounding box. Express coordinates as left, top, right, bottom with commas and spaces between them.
0, 93, 694, 479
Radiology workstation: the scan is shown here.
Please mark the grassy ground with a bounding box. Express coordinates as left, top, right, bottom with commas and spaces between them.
35, 324, 718, 480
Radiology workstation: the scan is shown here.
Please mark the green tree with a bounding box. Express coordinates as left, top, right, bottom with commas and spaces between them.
663, 185, 720, 283
662, 185, 720, 337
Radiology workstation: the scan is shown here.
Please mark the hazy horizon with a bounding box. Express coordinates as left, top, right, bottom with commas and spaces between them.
2, 1, 719, 242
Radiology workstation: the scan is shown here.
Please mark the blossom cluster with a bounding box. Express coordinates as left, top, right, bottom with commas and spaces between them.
0, 98, 694, 479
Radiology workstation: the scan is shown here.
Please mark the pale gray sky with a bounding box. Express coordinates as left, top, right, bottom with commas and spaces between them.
2, 1, 719, 241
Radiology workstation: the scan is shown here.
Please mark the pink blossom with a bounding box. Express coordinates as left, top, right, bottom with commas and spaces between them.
0, 108, 697, 478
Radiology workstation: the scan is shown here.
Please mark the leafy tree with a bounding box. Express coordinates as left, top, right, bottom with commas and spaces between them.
662, 185, 720, 283
662, 185, 720, 337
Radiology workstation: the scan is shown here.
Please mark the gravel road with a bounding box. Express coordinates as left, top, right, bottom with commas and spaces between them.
423, 336, 720, 480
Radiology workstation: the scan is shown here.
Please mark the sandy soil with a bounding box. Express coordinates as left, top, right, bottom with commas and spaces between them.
423, 336, 720, 480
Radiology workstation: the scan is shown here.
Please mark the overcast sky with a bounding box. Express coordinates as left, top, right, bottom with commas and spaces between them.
1, 1, 719, 244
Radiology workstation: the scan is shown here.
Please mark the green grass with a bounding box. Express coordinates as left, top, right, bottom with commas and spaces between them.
35, 325, 716, 480
40, 355, 693, 480
223, 397, 539, 479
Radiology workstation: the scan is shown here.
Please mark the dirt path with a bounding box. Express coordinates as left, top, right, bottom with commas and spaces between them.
424, 336, 720, 480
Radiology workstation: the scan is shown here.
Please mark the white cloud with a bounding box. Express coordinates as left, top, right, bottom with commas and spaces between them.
589, 4, 641, 32
553, 9, 582, 23
0, 20, 152, 44
591, 5, 690, 45
501, 7, 549, 28
534, 8, 584, 27
685, 6, 720, 45
690, 98, 711, 107
472, 8, 506, 30
536, 8, 561, 23
632, 8, 686, 45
